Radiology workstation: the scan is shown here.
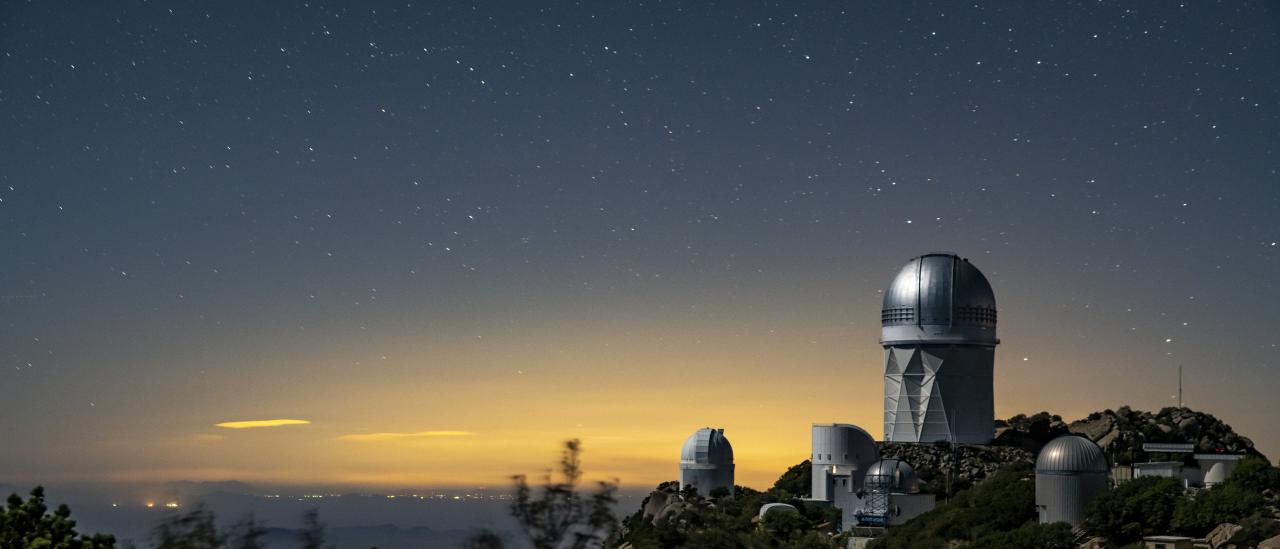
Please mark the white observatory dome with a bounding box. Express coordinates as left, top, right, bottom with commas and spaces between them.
681, 427, 734, 466
679, 427, 735, 496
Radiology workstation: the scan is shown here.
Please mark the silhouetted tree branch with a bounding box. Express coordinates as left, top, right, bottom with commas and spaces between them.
509, 439, 618, 549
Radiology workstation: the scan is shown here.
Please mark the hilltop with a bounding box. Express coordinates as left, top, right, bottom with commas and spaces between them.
611, 406, 1274, 549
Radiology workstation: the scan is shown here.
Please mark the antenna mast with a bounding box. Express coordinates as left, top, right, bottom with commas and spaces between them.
1178, 365, 1183, 408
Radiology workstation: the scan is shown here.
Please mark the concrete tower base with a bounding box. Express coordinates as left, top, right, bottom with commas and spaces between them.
883, 344, 995, 443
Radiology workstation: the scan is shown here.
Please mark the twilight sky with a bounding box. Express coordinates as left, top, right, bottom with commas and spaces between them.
1, 1, 1278, 491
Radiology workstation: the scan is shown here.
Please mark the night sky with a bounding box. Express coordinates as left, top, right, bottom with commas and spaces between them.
2, 1, 1278, 489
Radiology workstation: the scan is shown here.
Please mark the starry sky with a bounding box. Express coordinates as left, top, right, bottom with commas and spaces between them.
1, 1, 1278, 490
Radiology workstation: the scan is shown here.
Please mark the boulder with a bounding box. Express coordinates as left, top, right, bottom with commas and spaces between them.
1077, 537, 1107, 549
1096, 429, 1121, 450
1206, 522, 1243, 548
1068, 416, 1114, 443
654, 501, 688, 524
642, 490, 673, 521
1258, 533, 1280, 549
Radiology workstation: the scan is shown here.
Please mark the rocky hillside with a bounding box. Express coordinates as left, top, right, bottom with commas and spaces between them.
879, 442, 1033, 494
612, 406, 1267, 547
1065, 406, 1263, 464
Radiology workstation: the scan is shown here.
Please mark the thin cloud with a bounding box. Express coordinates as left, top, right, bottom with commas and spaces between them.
215, 419, 311, 429
337, 430, 473, 442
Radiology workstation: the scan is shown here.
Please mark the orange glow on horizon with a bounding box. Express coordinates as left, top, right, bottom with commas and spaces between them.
337, 430, 474, 442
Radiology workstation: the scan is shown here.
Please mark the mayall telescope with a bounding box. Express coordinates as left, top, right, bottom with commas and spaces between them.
881, 253, 998, 444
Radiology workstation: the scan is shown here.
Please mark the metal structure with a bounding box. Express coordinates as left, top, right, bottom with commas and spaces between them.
858, 459, 920, 526
881, 253, 999, 443
1142, 442, 1194, 453
679, 427, 734, 496
1036, 435, 1109, 526
810, 423, 880, 501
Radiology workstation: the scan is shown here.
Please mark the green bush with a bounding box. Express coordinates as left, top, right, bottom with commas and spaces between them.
1084, 476, 1184, 544
869, 462, 1038, 549
968, 522, 1076, 549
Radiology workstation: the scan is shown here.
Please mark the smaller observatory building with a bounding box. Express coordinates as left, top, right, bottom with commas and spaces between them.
862, 459, 935, 527
807, 424, 935, 529
680, 427, 735, 496
811, 423, 880, 502
1035, 435, 1109, 526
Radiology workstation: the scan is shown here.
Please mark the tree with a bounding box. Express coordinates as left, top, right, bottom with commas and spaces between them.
462, 529, 505, 549
0, 486, 117, 548
1083, 476, 1185, 544
869, 463, 1039, 549
1224, 456, 1280, 494
152, 504, 223, 549
510, 439, 619, 549
298, 509, 326, 549
226, 513, 268, 549
770, 460, 811, 497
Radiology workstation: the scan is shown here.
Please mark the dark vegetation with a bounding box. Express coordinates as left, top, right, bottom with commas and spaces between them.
610, 461, 844, 548
868, 462, 1075, 549
467, 439, 619, 549
1083, 456, 1280, 546
0, 486, 329, 549
509, 439, 619, 549
0, 486, 117, 548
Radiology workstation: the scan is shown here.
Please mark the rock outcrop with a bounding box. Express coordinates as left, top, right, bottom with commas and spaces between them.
1259, 533, 1280, 549
879, 442, 1033, 492
1065, 406, 1263, 464
1206, 522, 1243, 548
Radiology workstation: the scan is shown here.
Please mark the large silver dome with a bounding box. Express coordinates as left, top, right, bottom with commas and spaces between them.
1035, 435, 1108, 474
681, 427, 734, 467
881, 253, 998, 345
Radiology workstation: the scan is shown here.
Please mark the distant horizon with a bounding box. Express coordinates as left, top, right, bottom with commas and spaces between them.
4, 401, 1267, 497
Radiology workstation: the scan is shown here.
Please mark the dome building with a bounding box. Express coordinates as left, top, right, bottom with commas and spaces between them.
679, 427, 734, 496
856, 458, 934, 527
863, 459, 920, 494
810, 423, 880, 501
1035, 435, 1109, 526
881, 253, 1000, 443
